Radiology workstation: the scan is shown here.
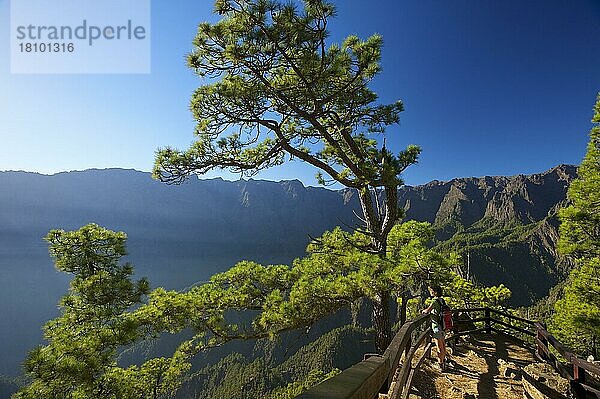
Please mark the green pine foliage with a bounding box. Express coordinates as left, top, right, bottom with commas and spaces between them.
153, 0, 418, 191
151, 0, 423, 353
444, 275, 511, 309
16, 221, 511, 398
13, 225, 201, 398
14, 224, 152, 398
129, 221, 454, 358
551, 94, 600, 356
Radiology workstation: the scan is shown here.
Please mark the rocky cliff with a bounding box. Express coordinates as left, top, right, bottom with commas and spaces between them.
416, 165, 577, 304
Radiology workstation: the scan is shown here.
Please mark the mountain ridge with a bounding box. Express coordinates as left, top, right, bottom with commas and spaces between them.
0, 164, 577, 304
0, 164, 576, 264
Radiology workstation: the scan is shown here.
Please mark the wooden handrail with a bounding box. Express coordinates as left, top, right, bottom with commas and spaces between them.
491, 318, 535, 337
393, 327, 432, 397
401, 340, 432, 399
535, 322, 600, 379
452, 307, 487, 313
451, 307, 536, 337
454, 316, 488, 324
382, 314, 429, 385
488, 307, 535, 325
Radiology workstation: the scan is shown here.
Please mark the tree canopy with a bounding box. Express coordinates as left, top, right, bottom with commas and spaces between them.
552, 94, 600, 356
14, 225, 159, 398
152, 0, 420, 255
126, 220, 509, 389
154, 0, 417, 187
133, 222, 451, 348
151, 0, 425, 353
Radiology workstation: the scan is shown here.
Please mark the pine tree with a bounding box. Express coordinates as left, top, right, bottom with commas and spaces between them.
129, 221, 510, 373
12, 225, 204, 398
152, 0, 420, 352
552, 94, 600, 356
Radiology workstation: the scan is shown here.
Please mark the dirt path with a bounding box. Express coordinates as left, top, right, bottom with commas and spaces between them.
408, 333, 536, 399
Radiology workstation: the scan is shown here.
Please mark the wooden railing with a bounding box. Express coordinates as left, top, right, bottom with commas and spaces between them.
535, 323, 600, 398
296, 307, 600, 399
450, 307, 536, 340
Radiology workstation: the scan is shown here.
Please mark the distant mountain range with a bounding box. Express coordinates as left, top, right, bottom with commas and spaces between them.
0, 164, 576, 300
400, 165, 575, 232
0, 168, 356, 257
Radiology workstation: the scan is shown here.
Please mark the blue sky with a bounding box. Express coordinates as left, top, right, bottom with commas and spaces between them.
0, 0, 598, 186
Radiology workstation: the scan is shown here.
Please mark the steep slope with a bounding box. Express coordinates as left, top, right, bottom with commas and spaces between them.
177, 325, 373, 399
403, 165, 576, 305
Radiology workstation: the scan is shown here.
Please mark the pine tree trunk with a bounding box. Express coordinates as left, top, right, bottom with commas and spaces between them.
356, 183, 400, 354
400, 291, 408, 326
373, 291, 392, 353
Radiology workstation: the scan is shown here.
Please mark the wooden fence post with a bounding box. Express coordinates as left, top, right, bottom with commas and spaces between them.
536, 323, 548, 361
573, 364, 586, 384
425, 334, 432, 359
572, 364, 587, 399
484, 308, 491, 334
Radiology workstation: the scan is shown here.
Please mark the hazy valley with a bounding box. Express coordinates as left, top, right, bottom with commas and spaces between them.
0, 164, 576, 394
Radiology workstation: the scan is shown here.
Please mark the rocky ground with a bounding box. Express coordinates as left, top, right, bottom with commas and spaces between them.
407, 333, 538, 399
